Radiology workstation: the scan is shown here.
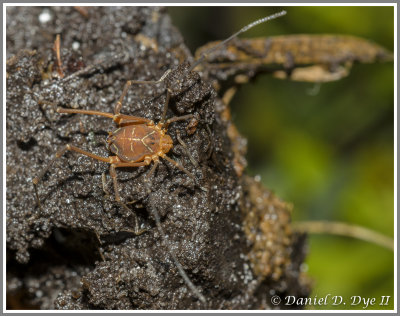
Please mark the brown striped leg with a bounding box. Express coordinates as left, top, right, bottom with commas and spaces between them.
162, 155, 195, 181
32, 144, 112, 210
165, 114, 194, 127
110, 160, 151, 235
115, 69, 172, 115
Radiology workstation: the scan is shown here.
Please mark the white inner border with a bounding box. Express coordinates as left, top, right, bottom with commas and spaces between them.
3, 2, 397, 313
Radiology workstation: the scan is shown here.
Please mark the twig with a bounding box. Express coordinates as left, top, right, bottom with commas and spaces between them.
292, 220, 394, 251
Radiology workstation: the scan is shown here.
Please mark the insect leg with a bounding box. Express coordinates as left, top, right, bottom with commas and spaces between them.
32, 144, 112, 210
143, 169, 206, 304
113, 114, 152, 126
147, 203, 206, 304
109, 164, 122, 203
163, 155, 208, 192
114, 80, 132, 115
115, 69, 172, 115
111, 160, 151, 235
102, 171, 144, 230
139, 159, 206, 303
162, 155, 195, 181
176, 129, 198, 167
102, 172, 112, 197
110, 161, 149, 202
57, 107, 115, 119
57, 107, 152, 126
146, 159, 159, 183
164, 114, 194, 127
159, 89, 171, 125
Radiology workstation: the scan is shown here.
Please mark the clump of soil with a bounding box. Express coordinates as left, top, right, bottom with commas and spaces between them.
6, 6, 309, 309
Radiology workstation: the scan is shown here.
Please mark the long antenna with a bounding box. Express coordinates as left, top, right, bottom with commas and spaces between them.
189, 10, 287, 72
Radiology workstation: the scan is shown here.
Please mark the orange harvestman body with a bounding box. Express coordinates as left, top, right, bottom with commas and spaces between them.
32, 85, 194, 204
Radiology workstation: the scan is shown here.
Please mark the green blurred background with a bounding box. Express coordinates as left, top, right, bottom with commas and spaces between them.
169, 6, 394, 310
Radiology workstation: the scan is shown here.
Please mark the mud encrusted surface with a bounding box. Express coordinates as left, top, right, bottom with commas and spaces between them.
6, 7, 309, 309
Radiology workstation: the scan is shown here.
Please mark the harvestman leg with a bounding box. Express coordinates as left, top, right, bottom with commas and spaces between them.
56, 108, 152, 126
115, 71, 194, 126
32, 144, 112, 209
32, 144, 150, 234
114, 69, 172, 116
176, 129, 198, 167
109, 160, 151, 202
109, 160, 151, 235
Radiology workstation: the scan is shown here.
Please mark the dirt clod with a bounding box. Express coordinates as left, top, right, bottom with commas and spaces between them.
7, 7, 309, 309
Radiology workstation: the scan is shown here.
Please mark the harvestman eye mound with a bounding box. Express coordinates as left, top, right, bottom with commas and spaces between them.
32, 10, 287, 306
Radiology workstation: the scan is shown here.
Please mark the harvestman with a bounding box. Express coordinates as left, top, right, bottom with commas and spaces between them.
32, 10, 287, 305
